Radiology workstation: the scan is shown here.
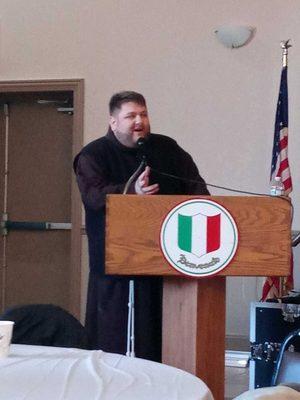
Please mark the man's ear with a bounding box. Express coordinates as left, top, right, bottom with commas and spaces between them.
109, 115, 116, 132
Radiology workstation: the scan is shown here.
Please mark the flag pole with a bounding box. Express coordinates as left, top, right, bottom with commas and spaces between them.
281, 39, 291, 68
279, 39, 291, 298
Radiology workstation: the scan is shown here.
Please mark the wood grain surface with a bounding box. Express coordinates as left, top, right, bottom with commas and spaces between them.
162, 277, 226, 400
106, 195, 291, 277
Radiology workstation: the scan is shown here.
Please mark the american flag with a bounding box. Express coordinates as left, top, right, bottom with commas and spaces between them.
270, 66, 292, 193
262, 65, 293, 301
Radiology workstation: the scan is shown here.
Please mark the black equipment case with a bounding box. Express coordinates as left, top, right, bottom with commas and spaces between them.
249, 301, 300, 389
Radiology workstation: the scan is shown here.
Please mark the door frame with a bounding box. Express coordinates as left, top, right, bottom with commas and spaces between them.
0, 79, 84, 318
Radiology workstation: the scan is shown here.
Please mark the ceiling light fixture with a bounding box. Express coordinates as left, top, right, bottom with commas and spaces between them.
215, 26, 255, 49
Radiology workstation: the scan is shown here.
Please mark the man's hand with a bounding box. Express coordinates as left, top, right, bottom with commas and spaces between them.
135, 166, 159, 195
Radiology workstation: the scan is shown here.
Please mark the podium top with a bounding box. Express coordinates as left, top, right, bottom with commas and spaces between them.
105, 195, 292, 278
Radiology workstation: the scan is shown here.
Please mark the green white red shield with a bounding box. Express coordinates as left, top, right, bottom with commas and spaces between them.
160, 199, 238, 277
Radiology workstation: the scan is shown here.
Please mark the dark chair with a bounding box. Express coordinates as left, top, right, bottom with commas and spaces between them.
0, 304, 90, 350
271, 328, 300, 386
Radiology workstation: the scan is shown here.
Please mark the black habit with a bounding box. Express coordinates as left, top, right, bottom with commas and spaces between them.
73, 130, 209, 361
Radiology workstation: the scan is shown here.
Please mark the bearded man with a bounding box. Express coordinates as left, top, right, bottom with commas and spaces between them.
74, 91, 209, 361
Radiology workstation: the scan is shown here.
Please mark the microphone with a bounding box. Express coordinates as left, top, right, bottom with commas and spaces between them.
136, 137, 146, 147
136, 137, 147, 164
123, 137, 148, 195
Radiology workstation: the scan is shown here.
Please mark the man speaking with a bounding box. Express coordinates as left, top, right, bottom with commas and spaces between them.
74, 91, 209, 361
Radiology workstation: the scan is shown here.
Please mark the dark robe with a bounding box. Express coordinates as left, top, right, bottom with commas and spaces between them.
73, 130, 209, 361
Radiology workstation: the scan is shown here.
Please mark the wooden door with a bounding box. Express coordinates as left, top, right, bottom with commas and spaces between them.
0, 91, 76, 313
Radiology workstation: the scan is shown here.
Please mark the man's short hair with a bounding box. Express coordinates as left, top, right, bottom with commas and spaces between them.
109, 91, 146, 115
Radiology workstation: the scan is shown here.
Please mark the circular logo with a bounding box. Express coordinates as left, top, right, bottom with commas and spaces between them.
160, 199, 238, 277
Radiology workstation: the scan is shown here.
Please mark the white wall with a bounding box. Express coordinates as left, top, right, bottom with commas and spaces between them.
1, 0, 299, 336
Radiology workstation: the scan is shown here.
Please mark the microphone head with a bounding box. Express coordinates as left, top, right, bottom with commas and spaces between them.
136, 137, 146, 147
136, 137, 148, 163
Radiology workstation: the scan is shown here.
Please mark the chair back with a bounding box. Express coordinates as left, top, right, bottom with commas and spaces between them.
0, 304, 90, 349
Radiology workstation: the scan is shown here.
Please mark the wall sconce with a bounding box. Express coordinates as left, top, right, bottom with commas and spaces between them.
214, 26, 255, 48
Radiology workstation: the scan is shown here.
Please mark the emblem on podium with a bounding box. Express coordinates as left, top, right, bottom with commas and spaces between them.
160, 199, 238, 277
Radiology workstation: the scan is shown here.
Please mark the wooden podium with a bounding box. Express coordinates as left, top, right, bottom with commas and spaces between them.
105, 195, 291, 400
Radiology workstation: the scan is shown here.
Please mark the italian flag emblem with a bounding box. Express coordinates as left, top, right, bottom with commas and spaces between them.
160, 199, 238, 277
178, 213, 221, 257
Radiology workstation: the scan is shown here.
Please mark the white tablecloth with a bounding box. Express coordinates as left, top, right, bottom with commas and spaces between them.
0, 345, 214, 400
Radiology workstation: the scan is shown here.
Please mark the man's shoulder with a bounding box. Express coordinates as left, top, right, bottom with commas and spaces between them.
81, 135, 109, 155
73, 135, 109, 171
149, 133, 178, 147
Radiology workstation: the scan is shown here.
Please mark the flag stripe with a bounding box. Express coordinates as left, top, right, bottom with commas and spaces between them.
283, 176, 292, 190
278, 158, 289, 172
192, 214, 207, 256
178, 214, 192, 252
206, 214, 221, 253
280, 135, 288, 148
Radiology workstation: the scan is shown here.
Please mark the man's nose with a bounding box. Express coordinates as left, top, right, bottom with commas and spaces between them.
135, 115, 142, 124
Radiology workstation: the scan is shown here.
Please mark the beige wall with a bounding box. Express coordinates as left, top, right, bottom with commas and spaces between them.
1, 0, 299, 334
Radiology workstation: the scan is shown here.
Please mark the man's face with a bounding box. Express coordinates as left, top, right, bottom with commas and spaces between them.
109, 101, 150, 148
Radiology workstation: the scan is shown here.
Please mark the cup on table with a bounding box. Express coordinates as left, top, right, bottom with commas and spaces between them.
0, 321, 14, 358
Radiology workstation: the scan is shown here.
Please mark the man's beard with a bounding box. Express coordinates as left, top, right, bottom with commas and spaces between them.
114, 127, 150, 148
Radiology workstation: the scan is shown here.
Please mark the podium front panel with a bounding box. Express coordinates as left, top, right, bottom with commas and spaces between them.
105, 195, 291, 277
